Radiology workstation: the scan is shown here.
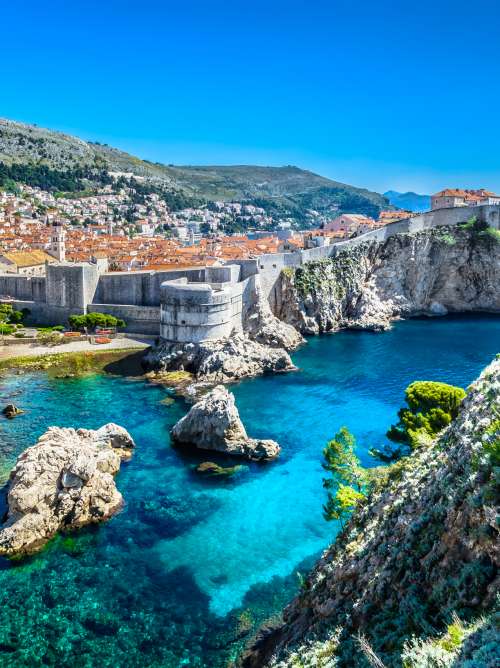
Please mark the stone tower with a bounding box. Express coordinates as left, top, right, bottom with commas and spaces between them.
49, 221, 66, 262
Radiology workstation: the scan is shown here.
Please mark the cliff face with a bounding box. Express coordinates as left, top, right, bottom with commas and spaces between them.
275, 227, 500, 334
242, 357, 499, 667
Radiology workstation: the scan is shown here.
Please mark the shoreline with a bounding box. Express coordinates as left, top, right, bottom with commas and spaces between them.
0, 336, 151, 378
0, 334, 150, 362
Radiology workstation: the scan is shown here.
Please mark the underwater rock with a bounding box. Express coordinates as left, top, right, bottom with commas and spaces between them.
195, 461, 245, 477
171, 385, 280, 461
0, 423, 135, 557
2, 404, 23, 419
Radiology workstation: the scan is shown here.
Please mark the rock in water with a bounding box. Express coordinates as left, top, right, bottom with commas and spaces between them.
0, 423, 135, 557
171, 386, 280, 461
2, 404, 23, 419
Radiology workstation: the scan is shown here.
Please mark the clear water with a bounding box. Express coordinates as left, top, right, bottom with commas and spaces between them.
0, 315, 498, 667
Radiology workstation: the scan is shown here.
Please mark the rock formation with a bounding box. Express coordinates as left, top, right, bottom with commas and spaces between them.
276, 226, 500, 334
172, 385, 280, 461
149, 333, 296, 386
0, 423, 135, 557
242, 357, 499, 667
2, 404, 23, 419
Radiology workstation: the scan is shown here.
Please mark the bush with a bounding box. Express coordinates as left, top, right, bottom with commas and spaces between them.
36, 331, 63, 346
387, 381, 466, 448
68, 313, 126, 331
0, 304, 26, 326
0, 323, 15, 335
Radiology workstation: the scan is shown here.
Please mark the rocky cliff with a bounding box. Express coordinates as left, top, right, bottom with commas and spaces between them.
242, 356, 499, 667
276, 226, 500, 333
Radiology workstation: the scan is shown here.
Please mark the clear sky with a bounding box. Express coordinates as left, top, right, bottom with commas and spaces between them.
2, 0, 500, 194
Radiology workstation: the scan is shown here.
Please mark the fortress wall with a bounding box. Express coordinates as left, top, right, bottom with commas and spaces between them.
6, 300, 82, 326
94, 268, 207, 306
0, 274, 43, 301
88, 303, 161, 335
46, 264, 96, 311
159, 279, 244, 343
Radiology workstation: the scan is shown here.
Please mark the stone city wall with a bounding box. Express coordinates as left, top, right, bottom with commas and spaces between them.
0, 205, 498, 335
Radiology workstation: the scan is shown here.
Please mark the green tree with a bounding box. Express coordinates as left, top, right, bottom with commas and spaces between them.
322, 427, 366, 526
323, 483, 365, 528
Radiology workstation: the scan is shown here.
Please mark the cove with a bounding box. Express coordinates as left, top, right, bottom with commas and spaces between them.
0, 314, 498, 667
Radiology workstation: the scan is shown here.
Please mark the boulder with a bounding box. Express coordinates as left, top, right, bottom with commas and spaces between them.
2, 404, 23, 419
0, 423, 135, 557
171, 385, 280, 461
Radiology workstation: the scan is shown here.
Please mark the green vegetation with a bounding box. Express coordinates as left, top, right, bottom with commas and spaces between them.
459, 215, 500, 243
322, 427, 367, 527
0, 304, 29, 335
68, 312, 125, 331
0, 161, 112, 193
0, 119, 390, 225
386, 381, 466, 448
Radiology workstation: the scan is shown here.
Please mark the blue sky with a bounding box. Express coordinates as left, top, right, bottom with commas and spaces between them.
1, 0, 499, 194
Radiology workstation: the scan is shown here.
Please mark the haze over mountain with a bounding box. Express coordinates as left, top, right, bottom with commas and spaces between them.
384, 189, 431, 213
0, 118, 390, 223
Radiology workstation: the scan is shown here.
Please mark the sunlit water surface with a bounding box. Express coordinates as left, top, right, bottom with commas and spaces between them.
0, 315, 498, 667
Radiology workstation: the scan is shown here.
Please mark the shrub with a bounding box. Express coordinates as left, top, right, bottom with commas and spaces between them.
387, 381, 466, 448
0, 323, 15, 335
36, 330, 63, 346
68, 313, 126, 331
0, 304, 27, 326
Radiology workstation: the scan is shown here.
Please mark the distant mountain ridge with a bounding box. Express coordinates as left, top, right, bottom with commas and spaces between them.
0, 118, 390, 222
384, 189, 430, 212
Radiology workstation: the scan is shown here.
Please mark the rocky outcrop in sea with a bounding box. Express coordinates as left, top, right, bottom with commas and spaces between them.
0, 423, 135, 557
276, 226, 500, 333
241, 356, 500, 667
172, 385, 280, 461
148, 333, 297, 386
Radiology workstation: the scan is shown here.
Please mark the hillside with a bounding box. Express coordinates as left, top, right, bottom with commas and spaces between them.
0, 118, 389, 222
243, 356, 499, 667
384, 189, 431, 212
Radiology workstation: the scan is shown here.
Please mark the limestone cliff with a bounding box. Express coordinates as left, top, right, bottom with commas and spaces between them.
276, 226, 500, 334
242, 357, 499, 667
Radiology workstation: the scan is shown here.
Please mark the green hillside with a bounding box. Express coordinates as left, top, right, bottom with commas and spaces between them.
0, 118, 390, 222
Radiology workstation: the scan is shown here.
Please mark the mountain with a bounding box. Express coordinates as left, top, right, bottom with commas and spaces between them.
0, 118, 390, 223
384, 189, 431, 212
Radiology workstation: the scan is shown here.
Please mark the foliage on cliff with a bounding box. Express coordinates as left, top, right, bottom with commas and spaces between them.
387, 381, 466, 448
242, 357, 500, 668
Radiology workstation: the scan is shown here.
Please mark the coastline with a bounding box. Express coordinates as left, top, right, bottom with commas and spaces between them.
0, 336, 151, 377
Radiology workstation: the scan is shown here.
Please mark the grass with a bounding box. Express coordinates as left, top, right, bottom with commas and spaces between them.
0, 348, 146, 378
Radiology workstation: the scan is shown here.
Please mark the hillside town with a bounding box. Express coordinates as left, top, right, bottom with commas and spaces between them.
0, 181, 498, 276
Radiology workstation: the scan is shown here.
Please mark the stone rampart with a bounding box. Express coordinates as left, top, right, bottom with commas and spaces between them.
159, 272, 245, 343
0, 205, 498, 336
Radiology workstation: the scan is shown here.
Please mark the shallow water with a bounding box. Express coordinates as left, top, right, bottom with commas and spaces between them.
0, 315, 498, 667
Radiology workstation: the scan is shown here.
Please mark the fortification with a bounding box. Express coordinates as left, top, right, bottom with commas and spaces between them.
0, 204, 498, 339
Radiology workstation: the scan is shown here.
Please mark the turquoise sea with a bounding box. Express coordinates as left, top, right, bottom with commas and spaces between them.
0, 315, 498, 667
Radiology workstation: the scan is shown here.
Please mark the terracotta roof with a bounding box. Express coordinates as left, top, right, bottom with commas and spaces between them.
0, 250, 56, 268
